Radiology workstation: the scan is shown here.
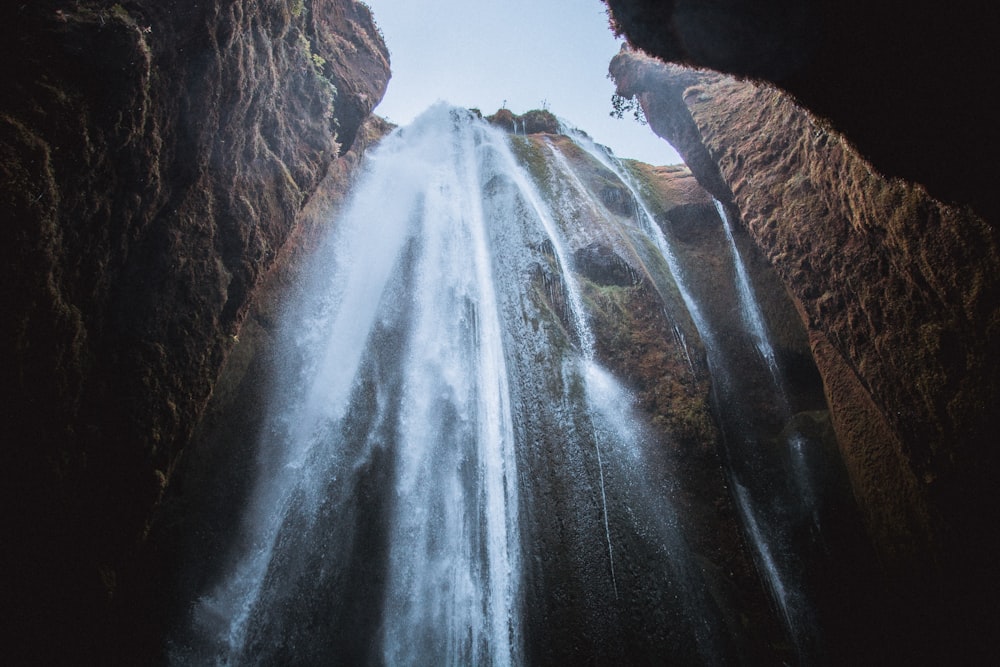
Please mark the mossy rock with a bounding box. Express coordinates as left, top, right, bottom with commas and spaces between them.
486, 108, 559, 134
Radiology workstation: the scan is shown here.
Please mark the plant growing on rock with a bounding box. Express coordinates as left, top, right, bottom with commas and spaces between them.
610, 91, 647, 125
296, 30, 338, 130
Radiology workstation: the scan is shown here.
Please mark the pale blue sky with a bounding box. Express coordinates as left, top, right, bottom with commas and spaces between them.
364, 0, 683, 166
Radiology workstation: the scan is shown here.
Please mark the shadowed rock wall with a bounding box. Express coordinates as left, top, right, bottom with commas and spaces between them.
0, 1, 388, 662
611, 49, 1000, 662
602, 0, 997, 224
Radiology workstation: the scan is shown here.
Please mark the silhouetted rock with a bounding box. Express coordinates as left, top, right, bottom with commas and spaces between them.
0, 1, 388, 662
603, 0, 997, 223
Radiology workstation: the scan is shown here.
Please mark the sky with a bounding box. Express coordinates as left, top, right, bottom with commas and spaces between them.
364, 0, 683, 166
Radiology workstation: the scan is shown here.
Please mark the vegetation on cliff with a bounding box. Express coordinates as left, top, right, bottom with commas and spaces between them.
486, 107, 560, 134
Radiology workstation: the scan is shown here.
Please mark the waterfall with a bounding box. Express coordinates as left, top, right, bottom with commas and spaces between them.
564, 130, 834, 662
171, 105, 525, 666
168, 104, 862, 666
715, 199, 783, 393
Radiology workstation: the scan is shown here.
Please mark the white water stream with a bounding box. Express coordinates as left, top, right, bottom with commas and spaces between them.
170, 106, 845, 666
565, 127, 827, 662
715, 198, 784, 395
175, 106, 527, 666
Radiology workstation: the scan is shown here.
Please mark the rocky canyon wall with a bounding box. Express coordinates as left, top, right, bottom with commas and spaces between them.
602, 0, 997, 224
0, 1, 388, 662
611, 49, 1000, 661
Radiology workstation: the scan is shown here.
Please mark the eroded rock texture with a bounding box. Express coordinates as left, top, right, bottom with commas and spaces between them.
0, 1, 388, 662
602, 0, 997, 224
611, 49, 1000, 662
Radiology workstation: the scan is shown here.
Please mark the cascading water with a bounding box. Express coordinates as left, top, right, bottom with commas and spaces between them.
563, 127, 861, 663
715, 198, 830, 542
169, 105, 740, 666
715, 199, 783, 395
169, 105, 871, 666
491, 124, 733, 665
563, 128, 718, 366
169, 105, 523, 666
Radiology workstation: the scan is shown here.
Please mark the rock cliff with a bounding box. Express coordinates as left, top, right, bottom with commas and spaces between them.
602, 0, 997, 224
6, 0, 995, 661
611, 48, 1000, 661
0, 1, 388, 662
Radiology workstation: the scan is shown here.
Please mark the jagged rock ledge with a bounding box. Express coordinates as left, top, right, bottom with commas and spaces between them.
483, 107, 561, 135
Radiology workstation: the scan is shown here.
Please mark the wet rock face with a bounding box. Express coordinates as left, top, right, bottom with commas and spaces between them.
610, 50, 1000, 661
0, 1, 387, 662
603, 0, 997, 223
574, 243, 639, 286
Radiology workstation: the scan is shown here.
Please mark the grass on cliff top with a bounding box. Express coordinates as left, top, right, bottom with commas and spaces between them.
485, 108, 559, 134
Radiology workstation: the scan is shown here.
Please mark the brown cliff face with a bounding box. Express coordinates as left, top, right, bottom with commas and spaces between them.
0, 1, 388, 662
611, 49, 1000, 661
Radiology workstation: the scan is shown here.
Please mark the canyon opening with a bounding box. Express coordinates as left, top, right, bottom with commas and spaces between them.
3, 1, 996, 665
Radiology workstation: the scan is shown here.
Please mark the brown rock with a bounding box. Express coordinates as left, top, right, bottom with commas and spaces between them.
610, 50, 1000, 660
0, 1, 389, 662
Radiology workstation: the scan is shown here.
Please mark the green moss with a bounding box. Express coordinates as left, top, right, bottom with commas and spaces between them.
582, 281, 631, 314
486, 108, 559, 134
486, 108, 515, 130
509, 136, 554, 197
620, 159, 670, 222
520, 108, 560, 134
